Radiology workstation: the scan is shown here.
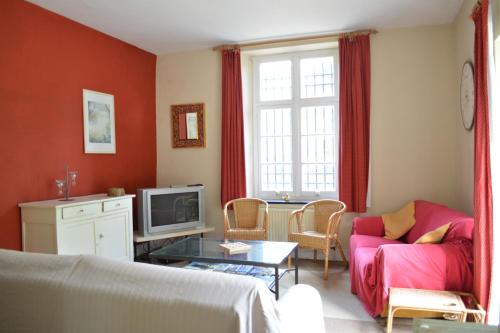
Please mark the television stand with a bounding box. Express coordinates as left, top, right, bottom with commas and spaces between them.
133, 226, 215, 261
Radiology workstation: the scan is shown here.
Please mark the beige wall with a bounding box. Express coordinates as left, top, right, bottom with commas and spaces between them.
156, 25, 460, 257
453, 0, 476, 215
156, 50, 224, 236
369, 25, 458, 214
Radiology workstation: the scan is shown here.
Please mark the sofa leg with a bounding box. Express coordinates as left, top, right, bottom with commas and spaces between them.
323, 249, 329, 280
288, 255, 291, 269
313, 250, 317, 262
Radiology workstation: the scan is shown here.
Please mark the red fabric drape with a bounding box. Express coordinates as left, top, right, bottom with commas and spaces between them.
338, 35, 371, 213
471, 0, 493, 314
221, 49, 246, 207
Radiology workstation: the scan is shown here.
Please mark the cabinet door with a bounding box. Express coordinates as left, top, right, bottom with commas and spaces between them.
58, 220, 96, 255
94, 214, 130, 261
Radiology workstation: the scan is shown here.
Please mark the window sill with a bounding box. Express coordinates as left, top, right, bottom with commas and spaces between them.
265, 199, 309, 205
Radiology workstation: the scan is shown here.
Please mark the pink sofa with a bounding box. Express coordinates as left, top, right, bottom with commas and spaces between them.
350, 200, 474, 317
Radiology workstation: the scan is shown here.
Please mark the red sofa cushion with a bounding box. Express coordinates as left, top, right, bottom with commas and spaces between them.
404, 200, 472, 244
443, 218, 474, 242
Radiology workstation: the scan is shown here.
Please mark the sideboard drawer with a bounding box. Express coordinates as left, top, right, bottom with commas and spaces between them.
62, 204, 99, 219
103, 199, 129, 212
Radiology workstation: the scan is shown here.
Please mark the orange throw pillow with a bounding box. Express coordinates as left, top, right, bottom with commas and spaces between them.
382, 202, 416, 240
414, 223, 451, 244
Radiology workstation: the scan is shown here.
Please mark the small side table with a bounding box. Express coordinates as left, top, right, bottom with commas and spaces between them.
387, 288, 486, 333
133, 226, 215, 260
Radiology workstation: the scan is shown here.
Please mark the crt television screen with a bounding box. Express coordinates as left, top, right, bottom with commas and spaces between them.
150, 191, 200, 227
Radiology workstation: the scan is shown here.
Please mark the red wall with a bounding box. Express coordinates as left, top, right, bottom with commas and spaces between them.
0, 1, 157, 250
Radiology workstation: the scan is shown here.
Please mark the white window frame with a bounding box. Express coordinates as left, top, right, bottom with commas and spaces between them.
252, 48, 339, 201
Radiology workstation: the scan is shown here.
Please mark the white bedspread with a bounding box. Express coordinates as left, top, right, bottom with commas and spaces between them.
0, 250, 325, 333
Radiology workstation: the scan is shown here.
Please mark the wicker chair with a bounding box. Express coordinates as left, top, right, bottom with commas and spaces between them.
223, 198, 269, 241
287, 199, 347, 280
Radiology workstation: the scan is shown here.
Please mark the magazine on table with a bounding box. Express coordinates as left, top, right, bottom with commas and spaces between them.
235, 265, 253, 274
249, 266, 274, 276
213, 263, 232, 272
184, 262, 286, 288
219, 242, 252, 254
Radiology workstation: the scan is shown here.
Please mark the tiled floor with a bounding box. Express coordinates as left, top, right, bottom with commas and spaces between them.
279, 260, 413, 333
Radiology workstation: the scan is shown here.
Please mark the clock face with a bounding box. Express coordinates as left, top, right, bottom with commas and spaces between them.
460, 62, 475, 131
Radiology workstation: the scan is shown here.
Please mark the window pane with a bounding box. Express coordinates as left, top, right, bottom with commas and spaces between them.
300, 105, 336, 192
300, 56, 335, 99
254, 51, 338, 199
260, 108, 293, 191
260, 60, 292, 101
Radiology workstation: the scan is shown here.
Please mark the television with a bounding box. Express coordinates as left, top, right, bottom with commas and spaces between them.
137, 186, 205, 236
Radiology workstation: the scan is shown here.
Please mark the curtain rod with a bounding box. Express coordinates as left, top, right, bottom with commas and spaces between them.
212, 29, 378, 51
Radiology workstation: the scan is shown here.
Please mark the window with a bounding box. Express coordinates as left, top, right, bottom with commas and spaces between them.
252, 49, 339, 200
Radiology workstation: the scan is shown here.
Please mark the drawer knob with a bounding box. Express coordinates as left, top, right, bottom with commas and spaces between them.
99, 234, 104, 239
79, 209, 84, 213
115, 203, 120, 207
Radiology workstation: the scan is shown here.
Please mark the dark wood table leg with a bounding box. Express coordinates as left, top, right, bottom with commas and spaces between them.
294, 246, 299, 284
275, 266, 279, 300
201, 233, 204, 238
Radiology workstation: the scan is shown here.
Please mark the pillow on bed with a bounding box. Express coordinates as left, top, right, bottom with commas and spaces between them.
414, 223, 451, 244
382, 202, 416, 240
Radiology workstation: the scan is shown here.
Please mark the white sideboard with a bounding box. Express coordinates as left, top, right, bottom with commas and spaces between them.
19, 194, 135, 261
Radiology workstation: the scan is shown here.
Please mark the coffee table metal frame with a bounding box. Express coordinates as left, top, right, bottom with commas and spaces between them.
149, 237, 299, 300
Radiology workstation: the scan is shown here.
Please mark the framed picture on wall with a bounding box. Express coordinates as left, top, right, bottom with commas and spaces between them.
82, 89, 116, 154
171, 103, 205, 148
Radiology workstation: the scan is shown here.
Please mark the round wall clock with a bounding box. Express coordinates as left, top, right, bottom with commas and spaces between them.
460, 61, 475, 131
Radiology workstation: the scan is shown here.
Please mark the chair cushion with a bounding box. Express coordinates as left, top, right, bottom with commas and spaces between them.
414, 223, 451, 244
289, 231, 327, 248
382, 202, 416, 240
291, 231, 325, 238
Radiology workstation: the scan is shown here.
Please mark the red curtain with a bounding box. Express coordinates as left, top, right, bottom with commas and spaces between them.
471, 0, 493, 314
221, 49, 246, 206
338, 35, 371, 213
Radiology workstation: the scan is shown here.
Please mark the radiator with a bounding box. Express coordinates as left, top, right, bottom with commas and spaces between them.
268, 207, 313, 242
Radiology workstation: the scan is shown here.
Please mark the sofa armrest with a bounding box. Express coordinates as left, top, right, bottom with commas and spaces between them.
278, 284, 325, 333
352, 216, 384, 236
376, 242, 473, 293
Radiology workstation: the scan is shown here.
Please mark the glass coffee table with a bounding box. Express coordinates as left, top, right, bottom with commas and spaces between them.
149, 237, 299, 300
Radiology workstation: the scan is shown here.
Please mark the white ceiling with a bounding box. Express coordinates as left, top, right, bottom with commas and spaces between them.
27, 0, 464, 55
